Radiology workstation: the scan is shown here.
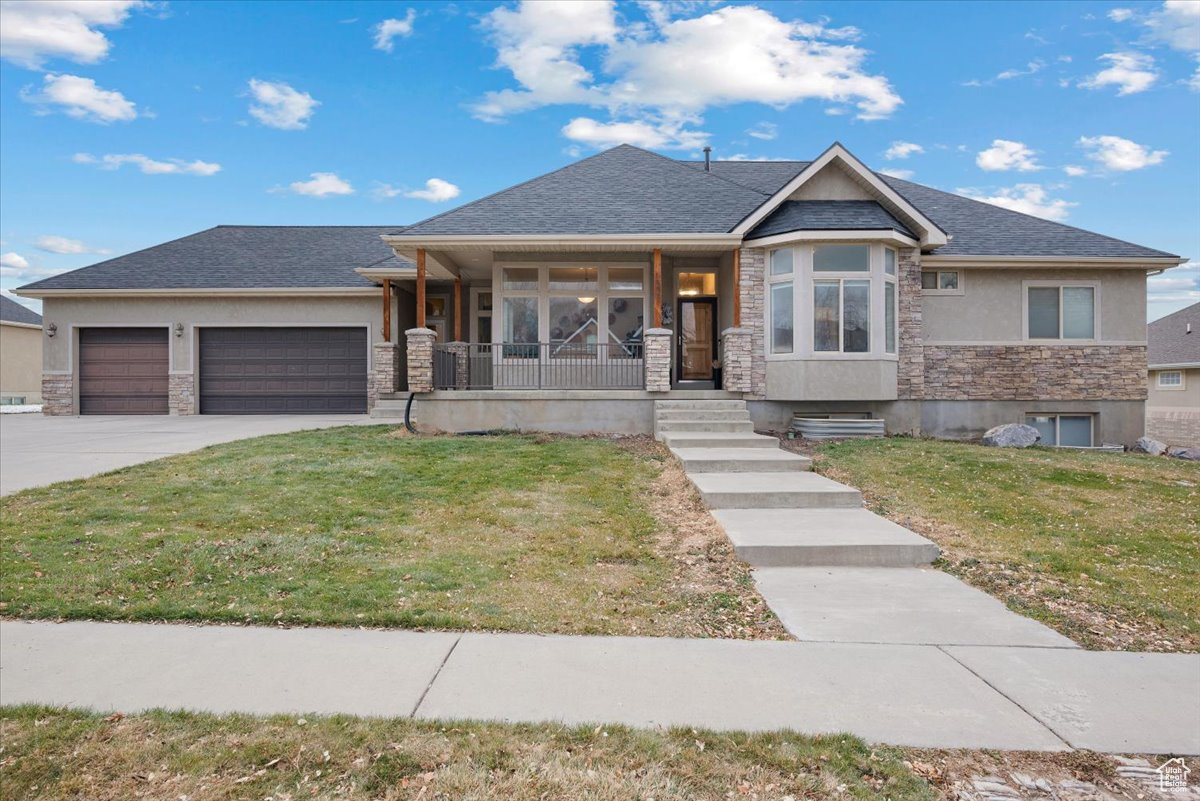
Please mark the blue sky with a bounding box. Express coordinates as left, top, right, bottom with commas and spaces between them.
1, 0, 1197, 320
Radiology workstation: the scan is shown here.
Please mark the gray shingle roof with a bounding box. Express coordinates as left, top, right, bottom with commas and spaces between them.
0, 295, 42, 325
680, 160, 809, 195
19, 226, 408, 291
876, 175, 1177, 259
397, 145, 774, 236
1148, 302, 1200, 367
746, 200, 916, 240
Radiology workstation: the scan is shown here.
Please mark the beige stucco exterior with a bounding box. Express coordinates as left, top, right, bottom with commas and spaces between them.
921, 268, 1146, 343
1146, 367, 1200, 447
1148, 367, 1200, 408
0, 321, 43, 403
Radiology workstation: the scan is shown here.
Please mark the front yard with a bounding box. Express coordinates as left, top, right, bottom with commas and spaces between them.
812, 438, 1200, 652
0, 427, 783, 639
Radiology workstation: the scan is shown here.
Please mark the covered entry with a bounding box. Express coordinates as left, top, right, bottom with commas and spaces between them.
198, 327, 368, 414
78, 327, 169, 414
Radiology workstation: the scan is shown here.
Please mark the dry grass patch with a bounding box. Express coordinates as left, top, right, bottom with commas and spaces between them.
1, 427, 782, 639
806, 437, 1200, 652
0, 707, 933, 801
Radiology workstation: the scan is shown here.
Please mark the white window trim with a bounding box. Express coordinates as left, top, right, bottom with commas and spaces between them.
921, 270, 964, 296
1025, 413, 1095, 448
1156, 370, 1185, 390
1022, 280, 1101, 342
765, 243, 898, 362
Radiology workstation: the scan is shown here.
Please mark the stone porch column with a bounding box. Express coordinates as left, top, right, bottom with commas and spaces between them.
644, 328, 672, 392
370, 341, 401, 409
720, 327, 752, 393
405, 327, 436, 393
896, 247, 924, 400
737, 247, 767, 398
444, 341, 469, 389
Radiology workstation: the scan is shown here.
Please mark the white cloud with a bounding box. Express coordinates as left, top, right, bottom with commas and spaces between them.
562, 116, 707, 150
0, 0, 146, 68
0, 252, 30, 270
247, 79, 319, 130
1063, 165, 1088, 176
1078, 134, 1168, 171
1143, 1, 1200, 54
34, 235, 107, 254
20, 73, 136, 122
403, 178, 461, 202
878, 168, 913, 179
287, 172, 354, 197
997, 59, 1046, 80
746, 121, 777, 141
472, 1, 901, 147
1079, 52, 1158, 95
884, 141, 923, 160
73, 152, 222, 176
957, 184, 1077, 221
372, 9, 416, 52
1148, 261, 1199, 307
976, 139, 1042, 172
1107, 8, 1135, 22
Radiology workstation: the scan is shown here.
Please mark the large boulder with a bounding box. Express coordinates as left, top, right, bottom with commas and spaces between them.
1134, 437, 1168, 456
982, 423, 1041, 448
1167, 446, 1200, 461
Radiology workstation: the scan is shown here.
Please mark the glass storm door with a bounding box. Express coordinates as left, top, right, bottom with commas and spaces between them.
677, 299, 716, 382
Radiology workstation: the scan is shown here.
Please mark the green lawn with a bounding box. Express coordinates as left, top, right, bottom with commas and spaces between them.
0, 427, 782, 639
814, 438, 1200, 652
0, 707, 933, 801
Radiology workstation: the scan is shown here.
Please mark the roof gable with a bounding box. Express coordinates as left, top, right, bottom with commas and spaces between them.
747, 200, 916, 240
1148, 301, 1200, 367
397, 145, 772, 236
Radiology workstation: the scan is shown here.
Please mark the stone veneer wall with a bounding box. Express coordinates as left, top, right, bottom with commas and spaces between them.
923, 345, 1148, 401
1146, 409, 1200, 447
720, 327, 752, 392
405, 328, 435, 394
896, 247, 924, 400
41, 373, 73, 415
169, 373, 195, 415
644, 328, 672, 392
370, 341, 400, 408
737, 247, 766, 398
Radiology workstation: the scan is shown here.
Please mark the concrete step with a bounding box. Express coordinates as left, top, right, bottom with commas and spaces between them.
690, 472, 862, 509
656, 420, 755, 434
711, 508, 938, 566
660, 432, 780, 449
753, 567, 1078, 647
671, 447, 812, 473
654, 410, 752, 423
654, 400, 747, 411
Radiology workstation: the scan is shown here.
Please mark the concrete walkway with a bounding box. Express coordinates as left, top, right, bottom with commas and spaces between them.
0, 413, 374, 495
2, 620, 1197, 754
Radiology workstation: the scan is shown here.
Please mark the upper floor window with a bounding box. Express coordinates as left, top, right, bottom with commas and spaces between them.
1157, 370, 1184, 388
921, 270, 960, 293
1027, 284, 1095, 340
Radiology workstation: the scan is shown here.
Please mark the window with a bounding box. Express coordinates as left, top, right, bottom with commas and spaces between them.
814, 244, 870, 272
771, 282, 793, 353
884, 248, 896, 276
770, 248, 794, 276
1026, 414, 1094, 447
921, 270, 960, 293
885, 282, 896, 354
1157, 370, 1184, 389
813, 279, 870, 353
1027, 285, 1095, 340
502, 297, 538, 352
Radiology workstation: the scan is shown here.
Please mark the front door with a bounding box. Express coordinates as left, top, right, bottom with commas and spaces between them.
676, 298, 717, 386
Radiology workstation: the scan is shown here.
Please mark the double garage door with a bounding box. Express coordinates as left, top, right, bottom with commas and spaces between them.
78, 327, 367, 415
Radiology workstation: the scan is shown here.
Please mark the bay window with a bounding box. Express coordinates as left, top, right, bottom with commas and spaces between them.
769, 243, 897, 358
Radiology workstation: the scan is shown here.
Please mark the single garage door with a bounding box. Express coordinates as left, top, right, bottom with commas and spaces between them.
78, 327, 170, 414
199, 327, 368, 414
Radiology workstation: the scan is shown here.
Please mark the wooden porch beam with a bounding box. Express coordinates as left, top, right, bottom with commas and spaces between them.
732, 248, 741, 327
382, 278, 391, 342
453, 278, 462, 341
416, 248, 427, 328
652, 248, 662, 328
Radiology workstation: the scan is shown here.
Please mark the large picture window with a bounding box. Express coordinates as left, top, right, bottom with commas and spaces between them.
813, 279, 870, 352
1027, 284, 1095, 340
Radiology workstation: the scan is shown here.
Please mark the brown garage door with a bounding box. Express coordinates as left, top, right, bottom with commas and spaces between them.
78, 328, 170, 415
199, 327, 368, 414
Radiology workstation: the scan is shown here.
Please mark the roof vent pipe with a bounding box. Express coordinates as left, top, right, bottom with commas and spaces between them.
703, 146, 712, 172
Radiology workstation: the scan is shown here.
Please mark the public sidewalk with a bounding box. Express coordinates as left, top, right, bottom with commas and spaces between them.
2, 620, 1197, 754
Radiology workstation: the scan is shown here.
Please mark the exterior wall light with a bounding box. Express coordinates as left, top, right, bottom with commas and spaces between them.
46, 323, 57, 338
174, 322, 184, 337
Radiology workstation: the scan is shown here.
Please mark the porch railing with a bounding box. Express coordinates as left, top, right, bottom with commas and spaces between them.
432, 342, 644, 390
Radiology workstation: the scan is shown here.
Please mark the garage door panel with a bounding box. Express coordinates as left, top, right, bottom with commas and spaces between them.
198, 327, 367, 414
78, 328, 169, 415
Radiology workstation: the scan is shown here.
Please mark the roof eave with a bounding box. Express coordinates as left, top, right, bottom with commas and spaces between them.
15, 287, 378, 299
1149, 361, 1200, 370
920, 254, 1185, 268
743, 229, 920, 248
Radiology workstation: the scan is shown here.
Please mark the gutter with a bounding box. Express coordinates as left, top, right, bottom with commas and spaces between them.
14, 287, 378, 299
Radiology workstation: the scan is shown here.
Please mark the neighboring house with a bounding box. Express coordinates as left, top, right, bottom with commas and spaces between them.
15, 143, 1184, 446
0, 295, 43, 405
1146, 302, 1200, 447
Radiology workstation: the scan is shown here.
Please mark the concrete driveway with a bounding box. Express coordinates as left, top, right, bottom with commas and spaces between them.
0, 413, 375, 495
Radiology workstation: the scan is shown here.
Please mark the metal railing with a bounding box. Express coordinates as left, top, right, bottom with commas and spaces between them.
432, 342, 644, 390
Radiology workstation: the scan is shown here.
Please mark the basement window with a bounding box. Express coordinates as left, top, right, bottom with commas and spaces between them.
1025, 414, 1094, 447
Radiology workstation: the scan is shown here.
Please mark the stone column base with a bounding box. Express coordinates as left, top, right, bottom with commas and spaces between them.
720, 327, 752, 393
41, 374, 73, 415
370, 341, 401, 409
405, 328, 436, 394
644, 328, 672, 392
169, 373, 196, 415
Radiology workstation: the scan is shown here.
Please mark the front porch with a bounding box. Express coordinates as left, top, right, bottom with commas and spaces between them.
362, 243, 756, 403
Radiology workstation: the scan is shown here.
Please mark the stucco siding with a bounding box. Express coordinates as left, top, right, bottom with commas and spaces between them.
922, 268, 1146, 343
1146, 367, 1200, 446
0, 323, 43, 402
